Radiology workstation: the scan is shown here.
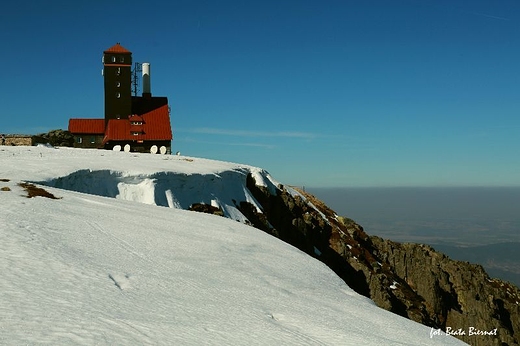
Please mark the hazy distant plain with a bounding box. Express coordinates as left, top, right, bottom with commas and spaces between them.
310, 187, 520, 286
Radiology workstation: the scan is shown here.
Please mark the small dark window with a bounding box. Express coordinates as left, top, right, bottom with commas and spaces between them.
116, 92, 120, 98
120, 56, 124, 63
111, 56, 116, 63
77, 137, 82, 144
116, 67, 120, 76
116, 81, 120, 87
90, 136, 96, 144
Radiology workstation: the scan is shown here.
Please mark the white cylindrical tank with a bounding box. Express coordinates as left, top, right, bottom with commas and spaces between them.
142, 62, 151, 95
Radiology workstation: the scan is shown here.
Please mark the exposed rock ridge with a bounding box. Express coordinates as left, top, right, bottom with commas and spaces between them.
242, 174, 519, 346
33, 129, 74, 147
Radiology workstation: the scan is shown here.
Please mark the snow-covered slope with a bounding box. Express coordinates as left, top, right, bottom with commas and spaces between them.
0, 146, 466, 345
7, 146, 279, 224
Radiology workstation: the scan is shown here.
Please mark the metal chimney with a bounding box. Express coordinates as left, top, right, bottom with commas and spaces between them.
142, 62, 151, 98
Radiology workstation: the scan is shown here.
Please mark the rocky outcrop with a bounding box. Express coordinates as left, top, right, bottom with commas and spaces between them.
242, 174, 520, 346
371, 237, 520, 346
189, 203, 225, 216
33, 129, 74, 147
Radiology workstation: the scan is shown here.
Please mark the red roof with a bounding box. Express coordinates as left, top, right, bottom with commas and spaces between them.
104, 43, 131, 54
129, 115, 144, 122
68, 119, 105, 134
104, 104, 172, 142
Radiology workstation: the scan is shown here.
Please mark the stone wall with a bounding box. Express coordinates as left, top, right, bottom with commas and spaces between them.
0, 130, 74, 147
2, 135, 34, 146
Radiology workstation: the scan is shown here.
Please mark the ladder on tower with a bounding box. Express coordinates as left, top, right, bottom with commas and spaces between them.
131, 62, 142, 97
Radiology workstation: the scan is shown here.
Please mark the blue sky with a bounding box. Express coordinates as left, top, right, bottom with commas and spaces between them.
1, 0, 519, 187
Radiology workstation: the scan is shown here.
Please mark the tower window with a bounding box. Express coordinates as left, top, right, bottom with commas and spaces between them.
120, 56, 124, 63
111, 56, 116, 62
77, 137, 83, 144
116, 67, 120, 76
116, 81, 120, 87
116, 92, 121, 98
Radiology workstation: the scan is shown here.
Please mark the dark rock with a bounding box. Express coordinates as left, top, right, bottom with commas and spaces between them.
370, 237, 520, 346
33, 129, 74, 147
189, 203, 224, 217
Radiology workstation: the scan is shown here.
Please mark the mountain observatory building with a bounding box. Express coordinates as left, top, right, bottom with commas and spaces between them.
68, 43, 173, 154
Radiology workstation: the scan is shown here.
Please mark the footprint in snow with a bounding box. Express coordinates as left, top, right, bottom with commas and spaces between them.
108, 273, 132, 290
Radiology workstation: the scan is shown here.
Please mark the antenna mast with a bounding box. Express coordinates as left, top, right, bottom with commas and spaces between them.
131, 62, 142, 96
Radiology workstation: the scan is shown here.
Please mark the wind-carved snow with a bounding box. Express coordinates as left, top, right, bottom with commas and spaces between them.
250, 169, 280, 195
42, 168, 265, 223
117, 178, 156, 205
0, 146, 467, 345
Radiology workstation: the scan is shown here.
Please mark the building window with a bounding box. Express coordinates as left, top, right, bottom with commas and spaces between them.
116, 92, 120, 98
77, 137, 82, 144
116, 67, 120, 76
132, 132, 140, 136
116, 81, 120, 87
116, 114, 121, 119
111, 56, 116, 62
120, 56, 124, 63
90, 136, 96, 144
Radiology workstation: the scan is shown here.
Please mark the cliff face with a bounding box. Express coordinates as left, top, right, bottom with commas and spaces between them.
240, 174, 520, 346
371, 237, 520, 346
